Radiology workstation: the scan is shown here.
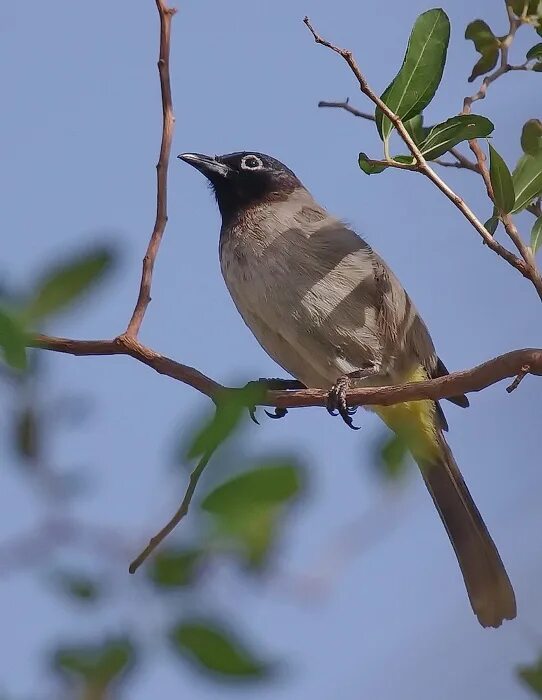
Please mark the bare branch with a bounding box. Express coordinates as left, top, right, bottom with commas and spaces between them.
125, 0, 177, 337
128, 447, 215, 572
318, 99, 375, 121
302, 17, 538, 294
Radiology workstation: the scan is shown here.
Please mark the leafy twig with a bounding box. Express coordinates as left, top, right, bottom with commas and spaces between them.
302, 17, 539, 294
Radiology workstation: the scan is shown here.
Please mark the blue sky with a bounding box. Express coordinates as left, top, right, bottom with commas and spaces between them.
1, 0, 541, 698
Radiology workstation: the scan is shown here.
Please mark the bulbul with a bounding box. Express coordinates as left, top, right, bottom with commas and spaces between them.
179, 150, 516, 627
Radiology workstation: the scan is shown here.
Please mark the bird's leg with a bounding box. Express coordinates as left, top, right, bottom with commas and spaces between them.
244, 378, 306, 424
327, 364, 381, 430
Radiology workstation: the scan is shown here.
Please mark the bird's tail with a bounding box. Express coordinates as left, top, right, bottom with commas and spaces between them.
418, 432, 516, 627
374, 396, 516, 627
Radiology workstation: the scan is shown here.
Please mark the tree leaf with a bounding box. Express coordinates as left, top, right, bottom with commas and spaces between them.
376, 9, 450, 142
56, 572, 100, 601
518, 656, 542, 696
376, 433, 410, 480
512, 151, 542, 212
531, 217, 542, 253
489, 144, 515, 214
465, 20, 499, 82
53, 638, 134, 685
170, 619, 270, 679
527, 42, 542, 60
14, 406, 39, 461
521, 119, 542, 156
186, 384, 265, 459
403, 114, 426, 145
201, 461, 302, 515
358, 152, 387, 175
508, 0, 540, 16
419, 115, 494, 160
0, 307, 28, 371
484, 215, 500, 235
533, 61, 542, 72
24, 247, 115, 322
148, 548, 202, 588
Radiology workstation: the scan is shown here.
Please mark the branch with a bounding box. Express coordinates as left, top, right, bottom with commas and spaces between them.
33, 334, 542, 409
318, 99, 375, 122
125, 0, 177, 337
128, 446, 216, 573
303, 17, 542, 300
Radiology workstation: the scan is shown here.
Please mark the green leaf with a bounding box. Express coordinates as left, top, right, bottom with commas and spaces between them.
56, 573, 100, 601
148, 548, 201, 588
484, 215, 499, 235
201, 461, 302, 515
531, 217, 542, 253
403, 114, 426, 145
201, 460, 304, 569
376, 9, 450, 142
512, 151, 542, 212
527, 42, 542, 60
170, 619, 270, 679
53, 638, 134, 685
14, 406, 39, 461
393, 155, 416, 165
358, 152, 387, 174
419, 115, 494, 160
518, 656, 542, 696
377, 433, 410, 480
508, 0, 540, 16
465, 20, 499, 82
533, 61, 542, 71
521, 119, 542, 155
489, 144, 515, 214
186, 384, 265, 459
0, 307, 27, 371
24, 247, 114, 322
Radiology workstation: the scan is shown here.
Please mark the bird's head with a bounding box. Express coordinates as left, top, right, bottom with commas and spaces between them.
178, 151, 304, 224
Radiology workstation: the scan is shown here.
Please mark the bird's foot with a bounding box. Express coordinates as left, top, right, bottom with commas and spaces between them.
244, 378, 305, 424
326, 376, 360, 430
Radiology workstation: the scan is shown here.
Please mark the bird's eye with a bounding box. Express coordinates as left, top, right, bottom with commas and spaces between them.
240, 155, 264, 170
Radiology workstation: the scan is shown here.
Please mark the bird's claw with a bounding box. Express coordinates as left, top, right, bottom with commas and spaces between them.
248, 405, 260, 425
326, 377, 360, 430
264, 407, 288, 420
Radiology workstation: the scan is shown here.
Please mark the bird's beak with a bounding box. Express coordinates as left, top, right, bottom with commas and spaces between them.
177, 153, 231, 178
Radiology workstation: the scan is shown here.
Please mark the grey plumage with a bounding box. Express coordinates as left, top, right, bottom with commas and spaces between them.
179, 150, 516, 627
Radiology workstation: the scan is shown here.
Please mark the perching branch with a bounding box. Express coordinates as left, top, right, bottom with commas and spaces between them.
33, 334, 542, 410
125, 0, 177, 337
303, 16, 542, 302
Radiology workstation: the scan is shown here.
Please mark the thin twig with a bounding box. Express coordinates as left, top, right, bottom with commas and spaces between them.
128, 447, 216, 572
318, 99, 375, 121
125, 0, 177, 337
302, 17, 536, 289
32, 335, 542, 410
506, 364, 531, 393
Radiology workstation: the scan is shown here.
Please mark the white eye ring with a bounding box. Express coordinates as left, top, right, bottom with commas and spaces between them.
240, 154, 264, 170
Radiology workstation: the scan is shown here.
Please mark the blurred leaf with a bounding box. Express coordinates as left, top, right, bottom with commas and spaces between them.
170, 619, 270, 679
377, 433, 410, 480
358, 152, 387, 174
0, 307, 27, 371
489, 144, 515, 214
14, 406, 39, 461
187, 384, 265, 459
531, 217, 542, 253
201, 461, 302, 515
527, 42, 542, 60
148, 548, 202, 588
419, 115, 494, 160
404, 114, 426, 145
393, 155, 416, 165
484, 215, 500, 235
53, 638, 134, 685
376, 9, 450, 142
24, 247, 115, 322
202, 460, 304, 569
56, 572, 100, 601
521, 119, 542, 156
465, 19, 499, 82
508, 0, 540, 16
518, 656, 542, 696
533, 61, 542, 71
512, 151, 542, 212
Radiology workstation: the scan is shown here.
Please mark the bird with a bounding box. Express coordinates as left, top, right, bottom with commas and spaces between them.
178, 149, 517, 628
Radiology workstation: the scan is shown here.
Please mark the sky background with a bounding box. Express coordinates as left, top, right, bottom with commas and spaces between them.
1, 0, 541, 698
